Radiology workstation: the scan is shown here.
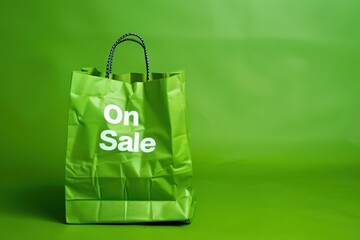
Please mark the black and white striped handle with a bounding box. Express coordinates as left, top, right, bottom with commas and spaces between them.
105, 33, 150, 80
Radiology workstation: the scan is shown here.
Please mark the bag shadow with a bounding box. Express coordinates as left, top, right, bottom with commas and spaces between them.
8, 185, 66, 223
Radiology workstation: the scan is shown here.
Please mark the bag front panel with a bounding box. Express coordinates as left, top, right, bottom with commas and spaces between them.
65, 70, 194, 223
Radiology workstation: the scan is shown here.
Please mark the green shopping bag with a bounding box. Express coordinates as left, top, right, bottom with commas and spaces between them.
65, 33, 196, 223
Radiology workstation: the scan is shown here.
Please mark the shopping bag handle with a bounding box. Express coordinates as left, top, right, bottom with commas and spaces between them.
105, 33, 150, 80
106, 38, 145, 77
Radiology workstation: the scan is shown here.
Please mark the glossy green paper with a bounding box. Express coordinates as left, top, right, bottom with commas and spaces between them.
65, 67, 195, 223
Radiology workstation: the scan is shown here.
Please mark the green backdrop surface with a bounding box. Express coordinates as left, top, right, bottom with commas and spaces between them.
1, 0, 360, 239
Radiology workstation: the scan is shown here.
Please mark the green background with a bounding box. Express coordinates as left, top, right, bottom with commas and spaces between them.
1, 0, 360, 239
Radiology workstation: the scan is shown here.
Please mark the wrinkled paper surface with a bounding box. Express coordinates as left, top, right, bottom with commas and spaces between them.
65, 67, 195, 223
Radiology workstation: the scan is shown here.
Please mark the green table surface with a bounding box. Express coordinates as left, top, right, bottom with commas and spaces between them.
1, 143, 360, 239
1, 0, 360, 239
